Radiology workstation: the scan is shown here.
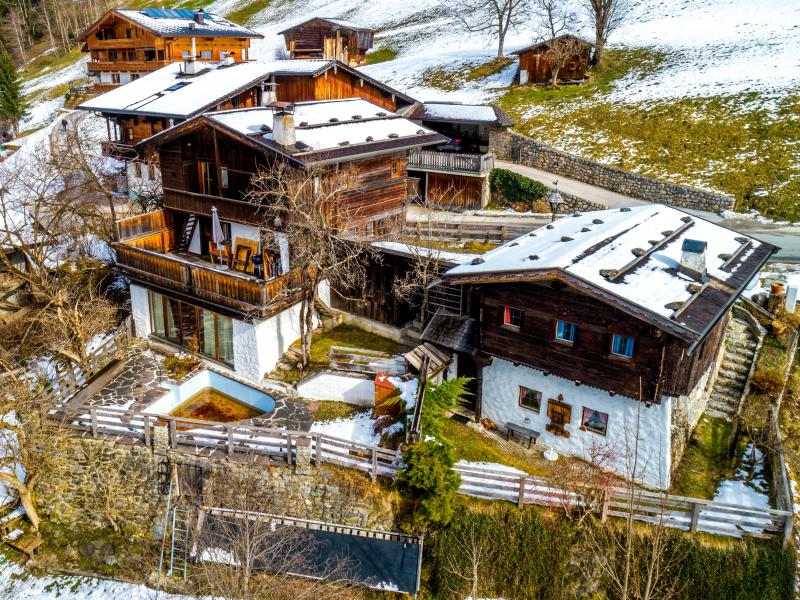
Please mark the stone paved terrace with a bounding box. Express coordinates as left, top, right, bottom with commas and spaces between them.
77, 344, 313, 431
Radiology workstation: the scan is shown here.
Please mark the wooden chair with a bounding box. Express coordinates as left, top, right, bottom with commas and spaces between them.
231, 237, 259, 274
208, 242, 230, 266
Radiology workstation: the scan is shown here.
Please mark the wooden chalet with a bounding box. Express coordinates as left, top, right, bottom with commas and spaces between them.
116, 99, 444, 379
80, 8, 263, 92
405, 102, 514, 209
279, 18, 375, 66
511, 35, 592, 85
78, 59, 417, 159
444, 205, 776, 488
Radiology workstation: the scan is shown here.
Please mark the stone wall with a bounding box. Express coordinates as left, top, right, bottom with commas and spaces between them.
37, 431, 398, 540
489, 130, 735, 212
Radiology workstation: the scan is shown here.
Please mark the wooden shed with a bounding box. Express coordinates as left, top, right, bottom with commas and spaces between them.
511, 35, 592, 85
279, 17, 375, 66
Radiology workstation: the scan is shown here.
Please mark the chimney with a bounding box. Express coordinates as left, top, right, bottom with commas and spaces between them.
223, 54, 235, 66
184, 59, 198, 75
261, 82, 278, 106
678, 239, 707, 281
194, 10, 205, 25
271, 102, 296, 147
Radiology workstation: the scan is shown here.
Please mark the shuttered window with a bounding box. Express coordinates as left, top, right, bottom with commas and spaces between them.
611, 333, 635, 358
555, 319, 576, 343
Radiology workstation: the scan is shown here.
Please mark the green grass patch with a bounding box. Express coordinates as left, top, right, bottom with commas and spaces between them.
500, 47, 800, 220
465, 57, 515, 81
670, 416, 749, 499
440, 418, 552, 477
224, 0, 272, 26
313, 400, 364, 421
21, 48, 83, 82
418, 65, 468, 92
271, 323, 406, 384
402, 236, 497, 255
365, 47, 398, 65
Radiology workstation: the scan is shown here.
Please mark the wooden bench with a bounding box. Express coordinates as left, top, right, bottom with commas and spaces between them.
6, 530, 44, 559
505, 422, 540, 449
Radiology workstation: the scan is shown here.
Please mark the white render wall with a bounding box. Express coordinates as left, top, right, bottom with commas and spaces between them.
130, 283, 151, 338
127, 161, 163, 202
482, 357, 672, 489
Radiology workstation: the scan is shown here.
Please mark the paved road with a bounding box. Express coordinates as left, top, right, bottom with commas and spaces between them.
495, 159, 648, 209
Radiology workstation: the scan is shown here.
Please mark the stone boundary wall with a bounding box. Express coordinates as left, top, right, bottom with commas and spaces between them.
489, 130, 735, 212
559, 190, 606, 212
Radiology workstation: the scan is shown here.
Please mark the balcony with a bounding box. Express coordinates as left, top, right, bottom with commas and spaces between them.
88, 60, 171, 73
113, 210, 303, 319
407, 149, 495, 175
163, 187, 262, 226
101, 140, 137, 159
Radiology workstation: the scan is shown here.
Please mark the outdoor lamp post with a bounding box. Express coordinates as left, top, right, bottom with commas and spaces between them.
547, 183, 564, 222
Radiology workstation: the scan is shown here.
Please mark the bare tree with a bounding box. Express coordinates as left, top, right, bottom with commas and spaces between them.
248, 162, 381, 370
458, 0, 529, 59
534, 0, 584, 86
582, 0, 630, 66
443, 516, 486, 599
193, 474, 362, 600
392, 186, 468, 325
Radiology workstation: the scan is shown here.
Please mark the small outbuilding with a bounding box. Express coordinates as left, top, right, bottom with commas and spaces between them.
511, 34, 592, 85
279, 17, 375, 66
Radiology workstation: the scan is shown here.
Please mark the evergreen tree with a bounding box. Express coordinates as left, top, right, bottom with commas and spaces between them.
0, 45, 27, 135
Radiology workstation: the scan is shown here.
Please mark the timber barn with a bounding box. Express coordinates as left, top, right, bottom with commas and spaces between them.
406, 102, 514, 209
114, 99, 444, 382
511, 34, 592, 85
80, 8, 263, 91
279, 18, 376, 66
445, 205, 776, 488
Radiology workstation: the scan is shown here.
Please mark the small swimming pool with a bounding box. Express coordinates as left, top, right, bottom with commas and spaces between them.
145, 369, 276, 423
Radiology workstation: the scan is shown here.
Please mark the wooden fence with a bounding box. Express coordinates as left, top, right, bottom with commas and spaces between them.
328, 346, 406, 376
407, 149, 495, 174
58, 405, 402, 482
453, 463, 793, 543
40, 321, 131, 405
403, 220, 531, 244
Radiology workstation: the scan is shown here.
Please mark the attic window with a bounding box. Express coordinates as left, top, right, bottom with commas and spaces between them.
165, 81, 191, 92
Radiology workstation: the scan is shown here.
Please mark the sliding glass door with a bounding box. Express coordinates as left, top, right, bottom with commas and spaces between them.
149, 291, 234, 366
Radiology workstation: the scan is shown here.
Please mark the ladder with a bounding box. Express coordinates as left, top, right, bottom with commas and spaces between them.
168, 504, 192, 580
177, 214, 198, 252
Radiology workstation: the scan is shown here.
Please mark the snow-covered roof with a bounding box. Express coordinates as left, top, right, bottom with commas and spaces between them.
372, 241, 479, 266
410, 102, 514, 126
78, 60, 334, 118
205, 99, 446, 159
278, 17, 375, 34
446, 205, 777, 345
110, 8, 262, 38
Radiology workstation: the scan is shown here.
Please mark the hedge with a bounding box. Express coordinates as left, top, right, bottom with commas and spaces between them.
423, 501, 794, 600
489, 168, 547, 207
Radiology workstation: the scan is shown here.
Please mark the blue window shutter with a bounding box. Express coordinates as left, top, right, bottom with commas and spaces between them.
612, 334, 620, 354
626, 336, 634, 357
557, 320, 564, 338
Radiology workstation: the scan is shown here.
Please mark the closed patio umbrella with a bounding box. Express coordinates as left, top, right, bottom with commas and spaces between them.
211, 206, 224, 246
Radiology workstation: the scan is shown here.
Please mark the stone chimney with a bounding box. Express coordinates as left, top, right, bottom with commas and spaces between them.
678, 239, 707, 281
193, 10, 205, 25
271, 103, 296, 147
261, 82, 278, 106
184, 59, 198, 76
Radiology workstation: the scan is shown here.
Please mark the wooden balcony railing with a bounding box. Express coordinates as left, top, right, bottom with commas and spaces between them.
101, 140, 138, 159
407, 149, 494, 174
88, 60, 171, 72
113, 242, 304, 317
163, 187, 261, 226
117, 210, 173, 246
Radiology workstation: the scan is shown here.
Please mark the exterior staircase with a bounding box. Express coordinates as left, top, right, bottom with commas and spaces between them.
706, 317, 759, 419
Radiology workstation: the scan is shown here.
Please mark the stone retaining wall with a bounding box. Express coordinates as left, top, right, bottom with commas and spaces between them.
489, 130, 735, 212
37, 431, 397, 540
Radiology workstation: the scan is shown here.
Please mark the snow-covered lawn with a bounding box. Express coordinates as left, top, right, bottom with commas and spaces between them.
310, 411, 382, 446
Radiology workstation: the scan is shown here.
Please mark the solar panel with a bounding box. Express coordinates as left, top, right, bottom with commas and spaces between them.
141, 7, 201, 19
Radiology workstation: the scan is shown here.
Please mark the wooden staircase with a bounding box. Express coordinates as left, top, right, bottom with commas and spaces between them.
177, 214, 198, 252
706, 318, 758, 419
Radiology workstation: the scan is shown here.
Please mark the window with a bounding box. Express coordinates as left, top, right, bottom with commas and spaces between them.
149, 291, 234, 365
131, 73, 140, 81
555, 319, 576, 344
220, 167, 229, 189
501, 305, 522, 330
112, 73, 121, 84
201, 50, 212, 59
125, 127, 134, 142
182, 50, 191, 59
546, 398, 572, 437
581, 407, 608, 436
390, 160, 401, 178
157, 50, 165, 60
125, 29, 132, 38
518, 386, 542, 413
611, 333, 635, 359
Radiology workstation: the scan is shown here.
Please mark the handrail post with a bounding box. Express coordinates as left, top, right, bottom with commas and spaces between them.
169, 418, 177, 448
517, 476, 526, 507
315, 433, 322, 467
227, 426, 235, 457
690, 502, 701, 533
371, 448, 378, 482
90, 408, 98, 438
143, 415, 150, 446
286, 433, 293, 467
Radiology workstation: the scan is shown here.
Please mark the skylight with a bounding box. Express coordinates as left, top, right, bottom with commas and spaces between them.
165, 82, 191, 92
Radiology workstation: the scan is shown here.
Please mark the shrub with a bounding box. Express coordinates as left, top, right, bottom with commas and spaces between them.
489, 168, 547, 209
751, 366, 784, 395
163, 353, 200, 381
397, 440, 461, 531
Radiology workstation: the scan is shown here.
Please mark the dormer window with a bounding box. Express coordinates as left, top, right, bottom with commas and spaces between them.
555, 319, 576, 344
611, 333, 635, 359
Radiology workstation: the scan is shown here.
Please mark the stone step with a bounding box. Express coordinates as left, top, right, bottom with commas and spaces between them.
721, 360, 751, 374
709, 390, 740, 404
725, 332, 754, 343
726, 346, 755, 359
717, 369, 748, 383
705, 407, 734, 420
727, 338, 757, 350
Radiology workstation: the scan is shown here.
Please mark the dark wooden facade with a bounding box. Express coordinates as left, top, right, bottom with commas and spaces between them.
513, 35, 591, 85
474, 280, 727, 404
280, 18, 375, 66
